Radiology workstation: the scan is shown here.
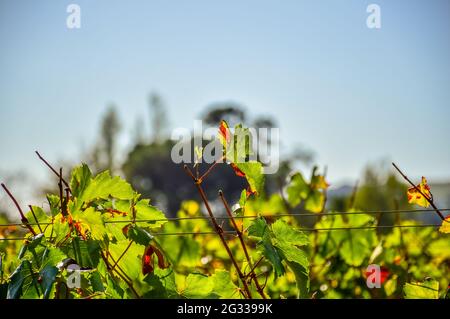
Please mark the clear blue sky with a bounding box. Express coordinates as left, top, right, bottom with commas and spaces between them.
0, 0, 449, 185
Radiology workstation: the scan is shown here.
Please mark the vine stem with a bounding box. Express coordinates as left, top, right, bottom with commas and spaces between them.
1, 183, 36, 235
35, 151, 72, 194
199, 156, 225, 182
184, 164, 253, 299
310, 167, 328, 268
219, 190, 267, 299
111, 240, 133, 271
348, 180, 359, 210
101, 251, 140, 299
392, 163, 445, 220
28, 205, 43, 233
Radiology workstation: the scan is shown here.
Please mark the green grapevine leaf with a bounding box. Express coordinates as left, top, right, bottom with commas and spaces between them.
183, 273, 214, 299
7, 260, 33, 299
287, 173, 309, 207
89, 271, 105, 293
404, 278, 439, 299
46, 194, 61, 217
234, 161, 264, 195
285, 260, 309, 299
70, 163, 92, 198
39, 265, 58, 299
304, 191, 324, 213
126, 224, 154, 246
211, 270, 241, 299
71, 207, 106, 241
135, 199, 167, 228
25, 206, 51, 233
80, 171, 135, 203
271, 220, 309, 247
249, 218, 285, 277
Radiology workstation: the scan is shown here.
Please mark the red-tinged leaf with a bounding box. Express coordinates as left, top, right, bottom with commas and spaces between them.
142, 244, 169, 275
106, 208, 128, 217
122, 224, 131, 236
380, 267, 389, 284
230, 163, 246, 177
73, 221, 87, 240
154, 246, 169, 269
218, 120, 231, 146
365, 266, 389, 284
142, 245, 155, 275
439, 215, 450, 234
246, 186, 257, 198
407, 176, 431, 208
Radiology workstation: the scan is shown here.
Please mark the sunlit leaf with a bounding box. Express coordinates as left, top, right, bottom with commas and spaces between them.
70, 164, 92, 198
126, 224, 153, 246
134, 199, 167, 228
234, 161, 264, 195
211, 270, 241, 299
407, 177, 431, 208
286, 173, 309, 207
438, 216, 450, 234
183, 273, 214, 299
271, 220, 309, 247
80, 170, 135, 203
304, 191, 324, 213
71, 207, 105, 241
218, 120, 231, 148
404, 278, 439, 299
248, 217, 285, 277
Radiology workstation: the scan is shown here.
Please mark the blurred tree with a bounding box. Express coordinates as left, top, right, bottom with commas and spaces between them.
149, 93, 168, 143
132, 115, 146, 145
100, 105, 121, 172
253, 117, 276, 130
327, 162, 414, 227
353, 164, 409, 212
202, 102, 246, 127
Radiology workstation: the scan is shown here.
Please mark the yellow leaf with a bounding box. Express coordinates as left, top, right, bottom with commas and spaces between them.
312, 175, 329, 190
439, 216, 450, 234
407, 176, 431, 208
182, 200, 200, 217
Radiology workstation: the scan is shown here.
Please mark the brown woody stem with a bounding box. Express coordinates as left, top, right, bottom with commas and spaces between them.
184, 164, 253, 299
219, 190, 267, 299
35, 151, 72, 193
1, 183, 36, 235
101, 251, 140, 299
199, 155, 225, 182
111, 240, 133, 271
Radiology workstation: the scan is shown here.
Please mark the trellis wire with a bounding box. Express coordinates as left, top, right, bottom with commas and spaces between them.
0, 223, 442, 241
0, 208, 448, 228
